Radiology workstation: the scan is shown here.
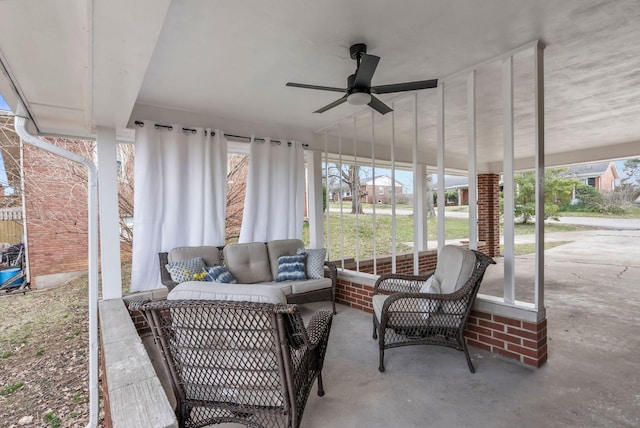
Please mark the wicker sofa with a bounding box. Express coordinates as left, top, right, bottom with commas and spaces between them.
159, 238, 337, 314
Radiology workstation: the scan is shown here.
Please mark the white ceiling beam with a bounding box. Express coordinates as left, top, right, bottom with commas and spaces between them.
92, 0, 172, 129
486, 139, 640, 173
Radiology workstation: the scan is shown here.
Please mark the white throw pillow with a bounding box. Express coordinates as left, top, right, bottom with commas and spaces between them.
165, 257, 206, 283
296, 248, 326, 279
419, 276, 440, 294
419, 276, 440, 318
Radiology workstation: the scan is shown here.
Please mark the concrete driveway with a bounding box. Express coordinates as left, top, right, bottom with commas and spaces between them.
301, 228, 640, 427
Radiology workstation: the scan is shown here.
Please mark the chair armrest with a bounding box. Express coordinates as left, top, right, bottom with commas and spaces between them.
158, 252, 178, 291
373, 272, 434, 295
306, 310, 333, 348
323, 261, 337, 287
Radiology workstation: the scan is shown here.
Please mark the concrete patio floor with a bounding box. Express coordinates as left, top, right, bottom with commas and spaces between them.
296, 229, 640, 427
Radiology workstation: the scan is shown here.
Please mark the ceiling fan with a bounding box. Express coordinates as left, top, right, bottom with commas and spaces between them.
286, 43, 438, 115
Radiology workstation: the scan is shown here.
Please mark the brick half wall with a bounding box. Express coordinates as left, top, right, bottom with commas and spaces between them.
466, 311, 548, 368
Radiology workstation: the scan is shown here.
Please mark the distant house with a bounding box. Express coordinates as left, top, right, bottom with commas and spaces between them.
562, 161, 618, 192
432, 176, 470, 206
360, 175, 404, 204
328, 181, 352, 202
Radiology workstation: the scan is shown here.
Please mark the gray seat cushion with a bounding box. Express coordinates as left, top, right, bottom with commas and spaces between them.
287, 277, 332, 295
168, 281, 286, 304
223, 242, 272, 284
432, 245, 476, 294
266, 239, 305, 279
373, 294, 427, 326
169, 246, 222, 267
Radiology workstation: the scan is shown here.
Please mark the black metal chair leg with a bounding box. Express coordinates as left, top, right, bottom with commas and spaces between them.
317, 372, 325, 396
462, 341, 475, 373
372, 317, 378, 339
378, 349, 385, 372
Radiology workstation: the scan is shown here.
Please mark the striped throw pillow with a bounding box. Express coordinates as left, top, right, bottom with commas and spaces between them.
275, 254, 307, 282
205, 265, 237, 284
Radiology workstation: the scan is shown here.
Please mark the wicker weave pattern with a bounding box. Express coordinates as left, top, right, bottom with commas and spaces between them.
372, 250, 495, 373
129, 300, 333, 428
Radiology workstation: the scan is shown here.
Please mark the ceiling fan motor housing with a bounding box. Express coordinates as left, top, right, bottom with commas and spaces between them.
347, 74, 369, 95
349, 43, 367, 60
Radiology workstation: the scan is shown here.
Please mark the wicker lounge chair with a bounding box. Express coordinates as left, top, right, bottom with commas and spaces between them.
129, 299, 333, 428
372, 246, 495, 373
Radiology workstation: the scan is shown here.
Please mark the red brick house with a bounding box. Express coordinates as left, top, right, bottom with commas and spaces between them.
564, 161, 619, 192
360, 175, 404, 204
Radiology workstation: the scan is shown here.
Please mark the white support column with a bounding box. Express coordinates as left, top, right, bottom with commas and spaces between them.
338, 128, 345, 270
96, 127, 122, 300
412, 95, 425, 274
502, 57, 516, 304
324, 133, 330, 259
415, 164, 427, 251
437, 83, 446, 250
353, 116, 360, 272
534, 42, 546, 310
467, 70, 478, 250
391, 105, 397, 273
307, 150, 324, 249
370, 111, 378, 274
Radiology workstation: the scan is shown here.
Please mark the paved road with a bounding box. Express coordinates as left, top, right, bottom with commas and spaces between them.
328, 207, 640, 230
552, 216, 640, 230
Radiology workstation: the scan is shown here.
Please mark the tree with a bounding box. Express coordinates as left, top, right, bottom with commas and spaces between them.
322, 185, 327, 212
225, 154, 249, 242
327, 163, 365, 214
621, 158, 640, 185
620, 158, 640, 203
510, 169, 578, 224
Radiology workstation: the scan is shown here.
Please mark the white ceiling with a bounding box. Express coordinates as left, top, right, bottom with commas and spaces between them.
1, 0, 639, 172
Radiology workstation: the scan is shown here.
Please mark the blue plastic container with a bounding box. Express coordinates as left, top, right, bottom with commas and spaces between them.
0, 268, 23, 287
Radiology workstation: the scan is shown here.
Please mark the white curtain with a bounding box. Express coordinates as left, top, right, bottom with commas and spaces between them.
131, 121, 227, 291
239, 138, 305, 243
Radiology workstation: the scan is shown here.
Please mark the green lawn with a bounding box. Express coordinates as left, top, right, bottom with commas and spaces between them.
303, 213, 584, 259
558, 206, 640, 218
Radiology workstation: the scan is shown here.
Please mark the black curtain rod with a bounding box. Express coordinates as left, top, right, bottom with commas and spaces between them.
134, 121, 307, 147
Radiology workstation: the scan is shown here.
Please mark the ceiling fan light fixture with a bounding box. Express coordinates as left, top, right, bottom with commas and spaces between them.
347, 92, 371, 105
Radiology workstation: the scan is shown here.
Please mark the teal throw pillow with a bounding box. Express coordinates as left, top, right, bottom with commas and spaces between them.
275, 254, 307, 282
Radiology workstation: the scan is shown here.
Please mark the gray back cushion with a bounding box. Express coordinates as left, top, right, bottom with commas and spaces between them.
433, 245, 477, 294
169, 246, 222, 267
223, 242, 272, 284
266, 239, 305, 279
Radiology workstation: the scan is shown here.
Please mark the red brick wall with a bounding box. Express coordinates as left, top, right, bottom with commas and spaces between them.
465, 311, 548, 367
477, 174, 500, 257
23, 139, 92, 287
599, 163, 617, 192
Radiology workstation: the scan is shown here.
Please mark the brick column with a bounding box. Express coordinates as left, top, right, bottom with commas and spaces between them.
477, 174, 500, 257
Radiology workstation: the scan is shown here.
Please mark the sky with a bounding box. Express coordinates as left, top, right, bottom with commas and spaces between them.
0, 93, 9, 111
0, 93, 12, 189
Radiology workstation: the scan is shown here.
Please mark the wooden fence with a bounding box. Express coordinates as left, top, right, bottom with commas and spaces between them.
0, 207, 23, 244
